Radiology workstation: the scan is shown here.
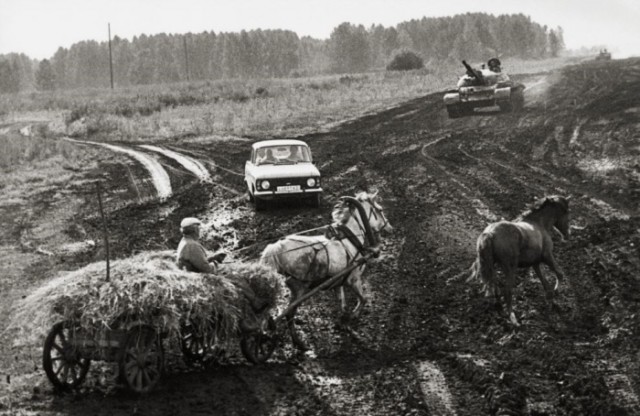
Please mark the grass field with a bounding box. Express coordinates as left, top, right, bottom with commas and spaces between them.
0, 56, 582, 144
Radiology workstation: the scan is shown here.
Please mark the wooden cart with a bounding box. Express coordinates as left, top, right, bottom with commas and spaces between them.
43, 321, 165, 393
43, 312, 279, 392
181, 255, 372, 366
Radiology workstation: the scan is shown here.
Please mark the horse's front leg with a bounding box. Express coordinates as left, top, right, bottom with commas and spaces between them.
285, 278, 309, 351
542, 251, 565, 292
336, 286, 346, 313
533, 264, 562, 316
533, 264, 553, 302
348, 266, 367, 319
502, 263, 519, 327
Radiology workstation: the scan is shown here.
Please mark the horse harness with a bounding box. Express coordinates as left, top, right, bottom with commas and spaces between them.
319, 203, 381, 288
279, 200, 383, 288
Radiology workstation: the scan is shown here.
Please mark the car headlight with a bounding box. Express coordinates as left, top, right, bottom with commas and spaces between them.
306, 178, 316, 187
260, 180, 270, 190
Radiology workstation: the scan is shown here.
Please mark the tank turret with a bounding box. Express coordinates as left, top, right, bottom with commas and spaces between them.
462, 60, 485, 85
442, 58, 525, 118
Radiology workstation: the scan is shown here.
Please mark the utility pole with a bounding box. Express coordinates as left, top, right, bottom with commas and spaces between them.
108, 23, 114, 89
183, 35, 190, 82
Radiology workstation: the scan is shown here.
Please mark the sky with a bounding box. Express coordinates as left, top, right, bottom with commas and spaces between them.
1, 0, 639, 60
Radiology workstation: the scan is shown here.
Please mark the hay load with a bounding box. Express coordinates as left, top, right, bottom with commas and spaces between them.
11, 251, 285, 346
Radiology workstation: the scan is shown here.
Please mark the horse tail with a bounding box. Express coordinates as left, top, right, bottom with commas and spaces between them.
468, 233, 495, 294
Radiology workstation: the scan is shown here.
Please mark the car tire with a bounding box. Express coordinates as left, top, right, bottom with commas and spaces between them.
255, 197, 266, 211
247, 185, 254, 203
309, 193, 320, 208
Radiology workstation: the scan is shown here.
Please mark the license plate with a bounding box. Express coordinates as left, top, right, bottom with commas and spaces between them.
277, 185, 300, 193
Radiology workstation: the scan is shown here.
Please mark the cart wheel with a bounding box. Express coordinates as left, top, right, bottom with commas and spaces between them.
180, 322, 224, 366
119, 325, 163, 393
240, 316, 277, 364
43, 321, 90, 391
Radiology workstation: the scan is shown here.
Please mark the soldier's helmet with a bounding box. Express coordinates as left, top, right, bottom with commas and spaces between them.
488, 58, 502, 72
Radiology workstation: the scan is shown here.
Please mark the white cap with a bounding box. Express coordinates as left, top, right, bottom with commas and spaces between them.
180, 217, 202, 228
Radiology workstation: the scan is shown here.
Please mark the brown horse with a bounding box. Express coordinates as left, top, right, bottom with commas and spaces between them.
260, 191, 392, 349
469, 195, 571, 326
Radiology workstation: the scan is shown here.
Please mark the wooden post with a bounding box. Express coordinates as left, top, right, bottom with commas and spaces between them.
108, 23, 114, 89
96, 182, 111, 282
183, 35, 190, 82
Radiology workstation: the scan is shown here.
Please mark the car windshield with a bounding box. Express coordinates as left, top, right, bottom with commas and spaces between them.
255, 145, 311, 165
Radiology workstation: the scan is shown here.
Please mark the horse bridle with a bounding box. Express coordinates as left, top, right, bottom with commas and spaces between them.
365, 200, 389, 232
342, 198, 388, 248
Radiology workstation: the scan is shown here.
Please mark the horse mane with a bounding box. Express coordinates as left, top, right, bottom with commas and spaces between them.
517, 195, 568, 220
331, 191, 380, 225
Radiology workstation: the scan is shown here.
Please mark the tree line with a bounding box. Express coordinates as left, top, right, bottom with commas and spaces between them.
0, 13, 564, 92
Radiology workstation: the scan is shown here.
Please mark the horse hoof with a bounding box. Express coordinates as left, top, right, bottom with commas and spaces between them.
339, 313, 351, 325
293, 339, 310, 352
335, 318, 350, 332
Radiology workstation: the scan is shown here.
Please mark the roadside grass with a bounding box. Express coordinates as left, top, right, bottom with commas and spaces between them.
0, 133, 102, 205
0, 56, 582, 142
0, 133, 86, 171
0, 71, 449, 140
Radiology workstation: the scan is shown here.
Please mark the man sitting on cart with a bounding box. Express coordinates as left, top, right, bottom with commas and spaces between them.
176, 217, 267, 314
176, 217, 224, 273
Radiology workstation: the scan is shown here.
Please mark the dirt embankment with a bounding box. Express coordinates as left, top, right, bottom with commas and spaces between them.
2, 58, 640, 415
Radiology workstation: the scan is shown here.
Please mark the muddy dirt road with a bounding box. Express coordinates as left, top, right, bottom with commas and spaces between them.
2, 58, 640, 415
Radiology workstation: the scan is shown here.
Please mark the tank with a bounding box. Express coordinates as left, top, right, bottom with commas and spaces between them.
595, 49, 611, 61
442, 59, 525, 118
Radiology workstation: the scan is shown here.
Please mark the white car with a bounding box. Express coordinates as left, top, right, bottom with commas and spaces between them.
244, 139, 322, 210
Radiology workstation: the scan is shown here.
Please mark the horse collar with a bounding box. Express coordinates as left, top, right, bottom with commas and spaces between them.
336, 224, 366, 253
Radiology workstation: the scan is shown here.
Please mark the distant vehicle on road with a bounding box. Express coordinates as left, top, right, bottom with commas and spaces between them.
595, 49, 612, 61
443, 59, 525, 118
244, 139, 322, 211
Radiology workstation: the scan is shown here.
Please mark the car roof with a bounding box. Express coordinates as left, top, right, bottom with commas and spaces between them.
252, 139, 309, 149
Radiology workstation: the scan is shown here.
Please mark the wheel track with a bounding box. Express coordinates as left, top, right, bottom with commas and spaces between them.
420, 139, 499, 222
139, 145, 212, 182
65, 138, 172, 199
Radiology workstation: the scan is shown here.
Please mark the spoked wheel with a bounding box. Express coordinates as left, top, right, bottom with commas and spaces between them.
43, 321, 91, 390
180, 322, 224, 367
240, 316, 277, 364
119, 325, 163, 393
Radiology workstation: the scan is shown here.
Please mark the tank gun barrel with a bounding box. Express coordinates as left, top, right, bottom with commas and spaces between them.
462, 60, 483, 82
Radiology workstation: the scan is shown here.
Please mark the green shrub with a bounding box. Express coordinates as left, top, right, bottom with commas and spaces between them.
387, 51, 425, 71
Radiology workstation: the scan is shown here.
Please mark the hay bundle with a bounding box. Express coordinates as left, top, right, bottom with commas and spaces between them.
219, 262, 284, 310
11, 251, 284, 346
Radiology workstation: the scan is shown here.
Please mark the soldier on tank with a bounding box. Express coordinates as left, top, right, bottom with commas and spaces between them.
488, 57, 502, 73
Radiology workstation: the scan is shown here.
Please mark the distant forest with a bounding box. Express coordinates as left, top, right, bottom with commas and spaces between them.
0, 13, 564, 92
